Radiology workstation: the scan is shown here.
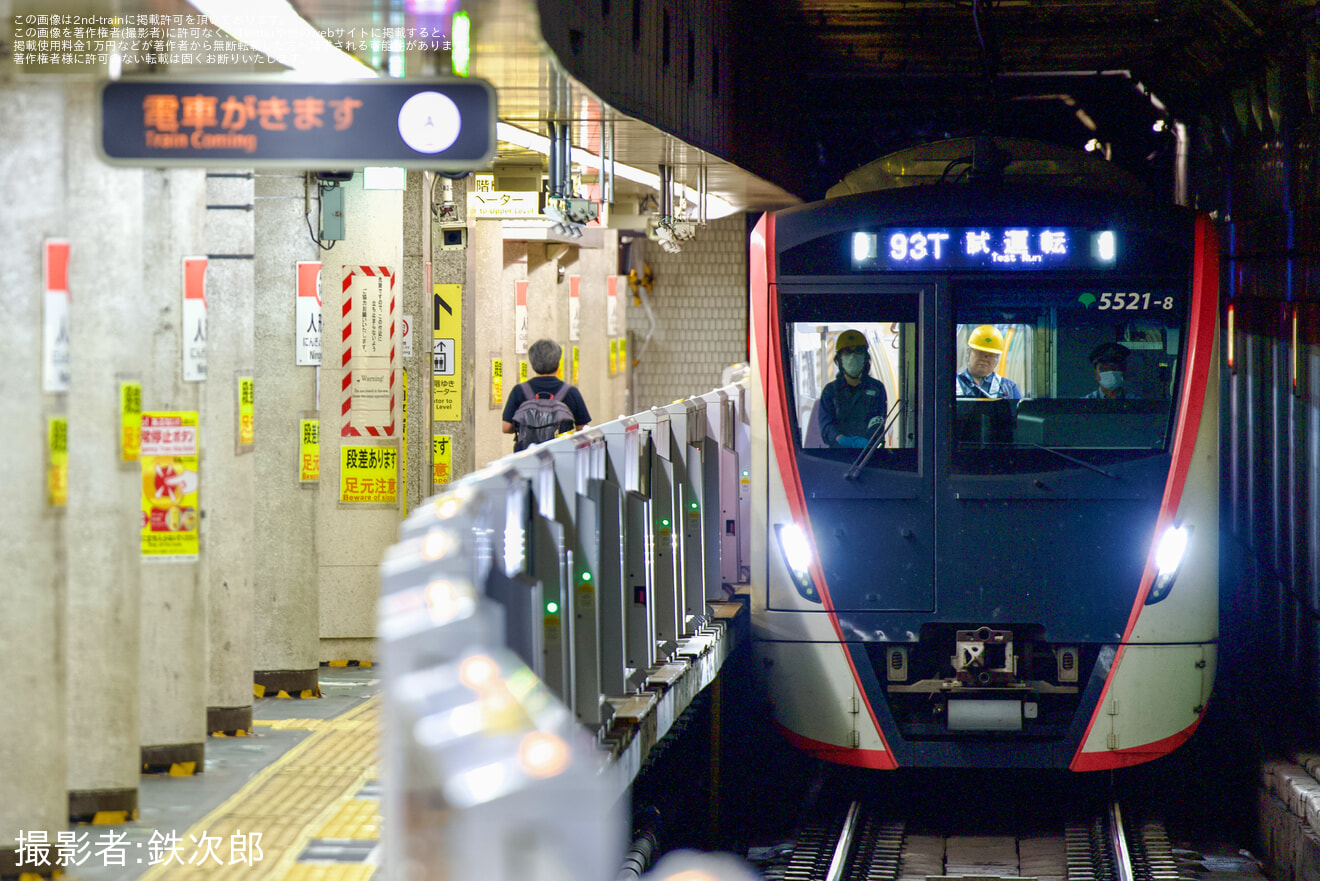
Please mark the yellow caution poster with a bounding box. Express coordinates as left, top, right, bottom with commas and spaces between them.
299, 418, 320, 483
48, 417, 67, 508
433, 435, 452, 487
572, 346, 579, 385
432, 283, 462, 422
140, 411, 200, 561
119, 380, 141, 463
340, 445, 398, 504
491, 358, 504, 407
519, 359, 529, 383
238, 376, 255, 449
609, 338, 619, 374
619, 337, 628, 372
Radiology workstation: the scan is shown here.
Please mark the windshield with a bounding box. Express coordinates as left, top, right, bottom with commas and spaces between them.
953, 282, 1186, 473
783, 293, 919, 472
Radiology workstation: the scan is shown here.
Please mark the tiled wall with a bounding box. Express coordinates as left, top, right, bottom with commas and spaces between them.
627, 213, 749, 410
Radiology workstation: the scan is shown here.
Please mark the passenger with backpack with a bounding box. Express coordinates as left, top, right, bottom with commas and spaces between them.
501, 339, 592, 451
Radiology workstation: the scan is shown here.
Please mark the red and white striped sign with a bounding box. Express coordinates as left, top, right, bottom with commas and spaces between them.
43, 239, 71, 392
515, 280, 529, 354
341, 265, 397, 437
182, 257, 208, 382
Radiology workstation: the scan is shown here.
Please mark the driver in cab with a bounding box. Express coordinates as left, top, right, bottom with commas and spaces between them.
956, 325, 1022, 399
819, 329, 888, 449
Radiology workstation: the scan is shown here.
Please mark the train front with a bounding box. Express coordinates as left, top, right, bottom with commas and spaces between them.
748, 183, 1219, 770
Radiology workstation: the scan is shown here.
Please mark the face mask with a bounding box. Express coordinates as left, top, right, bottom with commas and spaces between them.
1099, 370, 1124, 390
841, 353, 865, 377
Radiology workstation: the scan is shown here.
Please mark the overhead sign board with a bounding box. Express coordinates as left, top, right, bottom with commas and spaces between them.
98, 78, 496, 170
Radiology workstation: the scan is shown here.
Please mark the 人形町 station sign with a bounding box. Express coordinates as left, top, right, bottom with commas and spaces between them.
98, 78, 496, 170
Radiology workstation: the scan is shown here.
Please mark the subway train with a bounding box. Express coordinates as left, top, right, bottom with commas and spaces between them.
747, 138, 1220, 770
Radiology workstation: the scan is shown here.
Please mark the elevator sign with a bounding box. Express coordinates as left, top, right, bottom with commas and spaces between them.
98, 78, 496, 170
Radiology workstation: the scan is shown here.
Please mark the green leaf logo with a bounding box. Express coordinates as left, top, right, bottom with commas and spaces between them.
1078, 292, 1096, 308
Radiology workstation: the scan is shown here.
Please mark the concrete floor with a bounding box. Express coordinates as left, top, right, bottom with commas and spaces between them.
66, 666, 381, 881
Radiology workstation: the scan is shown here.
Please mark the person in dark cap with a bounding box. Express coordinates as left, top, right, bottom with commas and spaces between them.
1084, 342, 1132, 399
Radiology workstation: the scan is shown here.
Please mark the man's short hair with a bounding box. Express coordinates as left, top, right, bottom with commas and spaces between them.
528, 338, 562, 375
1088, 342, 1132, 367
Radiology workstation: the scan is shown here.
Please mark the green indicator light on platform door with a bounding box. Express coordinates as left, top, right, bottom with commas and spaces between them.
689, 501, 699, 510
581, 572, 592, 582
660, 518, 670, 528
743, 470, 750, 477
546, 601, 559, 614
451, 11, 471, 77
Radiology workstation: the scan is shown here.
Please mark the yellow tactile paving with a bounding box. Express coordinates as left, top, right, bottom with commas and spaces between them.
136, 695, 382, 880
315, 801, 381, 841
279, 865, 376, 881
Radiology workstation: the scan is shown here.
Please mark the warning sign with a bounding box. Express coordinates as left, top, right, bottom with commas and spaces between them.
300, 418, 320, 483
238, 376, 255, 449
433, 283, 462, 422
572, 346, 580, 385
433, 435, 452, 486
140, 411, 200, 561
120, 380, 142, 463
340, 444, 398, 504
341, 265, 397, 437
491, 358, 503, 406
569, 274, 580, 342
48, 417, 67, 508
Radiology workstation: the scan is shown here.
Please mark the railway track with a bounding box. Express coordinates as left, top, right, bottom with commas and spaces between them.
765, 798, 1186, 881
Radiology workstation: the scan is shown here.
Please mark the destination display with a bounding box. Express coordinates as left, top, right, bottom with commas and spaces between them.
851, 227, 1117, 271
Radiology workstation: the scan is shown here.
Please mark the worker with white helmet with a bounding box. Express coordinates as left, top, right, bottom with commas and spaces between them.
955, 325, 1022, 399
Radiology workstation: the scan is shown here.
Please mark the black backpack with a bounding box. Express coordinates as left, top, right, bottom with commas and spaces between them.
511, 381, 575, 451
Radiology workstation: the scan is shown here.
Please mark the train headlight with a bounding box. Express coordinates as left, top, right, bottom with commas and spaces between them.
1147, 524, 1191, 605
774, 523, 820, 603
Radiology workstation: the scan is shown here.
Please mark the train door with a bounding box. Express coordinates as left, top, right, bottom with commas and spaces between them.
776, 285, 936, 612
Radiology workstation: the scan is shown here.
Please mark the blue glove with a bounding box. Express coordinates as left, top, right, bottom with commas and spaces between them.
836, 435, 869, 448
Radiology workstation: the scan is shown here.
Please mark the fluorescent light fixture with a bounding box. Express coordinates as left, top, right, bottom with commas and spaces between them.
495, 122, 740, 219
452, 11, 472, 77
363, 166, 408, 190
187, 0, 377, 80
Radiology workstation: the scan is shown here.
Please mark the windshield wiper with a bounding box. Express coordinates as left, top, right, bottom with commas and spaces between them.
845, 399, 902, 481
1030, 443, 1119, 479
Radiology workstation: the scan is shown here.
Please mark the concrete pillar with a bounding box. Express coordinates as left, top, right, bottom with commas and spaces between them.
202, 172, 256, 731
252, 171, 321, 694
139, 166, 208, 771
317, 175, 406, 663
473, 219, 508, 467
0, 79, 68, 875
63, 80, 145, 820
577, 232, 627, 421
429, 173, 477, 486
402, 171, 432, 513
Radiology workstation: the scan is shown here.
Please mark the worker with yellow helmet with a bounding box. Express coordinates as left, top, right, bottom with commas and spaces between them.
956, 325, 1022, 399
819, 329, 889, 448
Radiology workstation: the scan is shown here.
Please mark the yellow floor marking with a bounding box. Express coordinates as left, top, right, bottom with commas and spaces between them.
315, 800, 381, 841
279, 866, 376, 881
136, 696, 380, 880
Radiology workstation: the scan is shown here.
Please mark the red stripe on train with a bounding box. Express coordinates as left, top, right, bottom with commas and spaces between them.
1069, 215, 1220, 770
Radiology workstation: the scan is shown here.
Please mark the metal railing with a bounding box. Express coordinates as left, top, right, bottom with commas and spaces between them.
379, 379, 752, 881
